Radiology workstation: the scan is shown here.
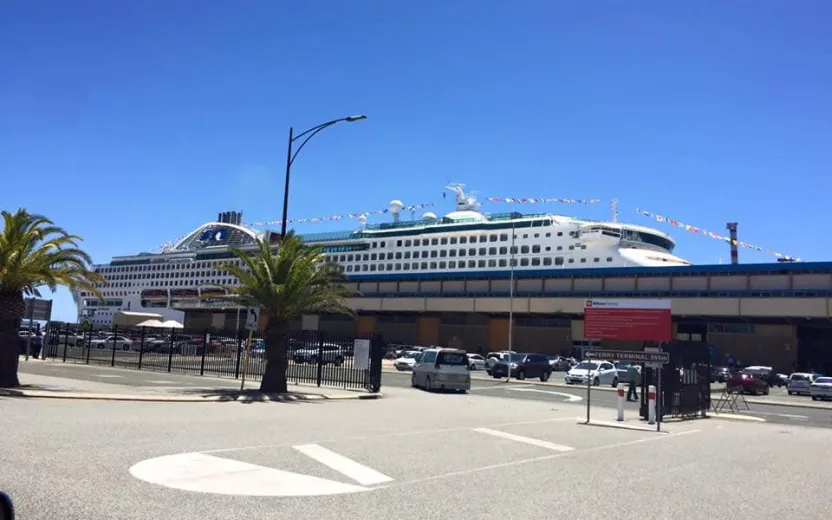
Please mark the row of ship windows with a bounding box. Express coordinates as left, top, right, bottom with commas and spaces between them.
342, 256, 616, 272
370, 231, 569, 249
328, 244, 588, 263
95, 259, 245, 274
80, 279, 238, 297
99, 269, 234, 282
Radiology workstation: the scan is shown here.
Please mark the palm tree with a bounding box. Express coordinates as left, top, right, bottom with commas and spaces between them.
0, 209, 103, 388
221, 232, 355, 393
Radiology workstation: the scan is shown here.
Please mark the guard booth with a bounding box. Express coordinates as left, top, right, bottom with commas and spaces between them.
640, 341, 711, 421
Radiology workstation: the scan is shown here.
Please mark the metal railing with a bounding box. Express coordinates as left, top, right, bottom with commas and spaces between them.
42, 323, 382, 392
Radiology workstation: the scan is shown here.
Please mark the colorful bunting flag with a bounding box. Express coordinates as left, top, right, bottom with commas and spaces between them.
485, 197, 601, 204
635, 209, 800, 262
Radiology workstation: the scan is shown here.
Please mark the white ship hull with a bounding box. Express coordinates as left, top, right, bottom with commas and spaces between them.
75, 189, 689, 326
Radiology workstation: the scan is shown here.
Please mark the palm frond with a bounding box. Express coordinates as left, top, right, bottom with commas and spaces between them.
0, 208, 104, 301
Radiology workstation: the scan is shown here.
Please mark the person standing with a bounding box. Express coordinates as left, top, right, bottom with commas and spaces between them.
626, 363, 639, 401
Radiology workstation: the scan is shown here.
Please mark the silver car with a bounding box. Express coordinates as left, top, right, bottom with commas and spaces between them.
411, 348, 471, 392
787, 373, 818, 396
809, 377, 832, 401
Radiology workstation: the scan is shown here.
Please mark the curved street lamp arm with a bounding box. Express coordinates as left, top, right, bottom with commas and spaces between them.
291, 118, 346, 142
289, 121, 339, 167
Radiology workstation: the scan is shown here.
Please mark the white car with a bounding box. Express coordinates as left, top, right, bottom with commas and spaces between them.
485, 351, 516, 373
564, 360, 619, 387
89, 335, 133, 350
787, 373, 818, 396
809, 377, 832, 401
394, 351, 422, 371
411, 348, 470, 392
466, 353, 486, 370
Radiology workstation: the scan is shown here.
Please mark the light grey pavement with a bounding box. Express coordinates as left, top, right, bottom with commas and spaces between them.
2, 379, 831, 520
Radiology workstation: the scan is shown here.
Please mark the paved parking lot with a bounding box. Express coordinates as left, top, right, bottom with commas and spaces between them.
3, 377, 832, 520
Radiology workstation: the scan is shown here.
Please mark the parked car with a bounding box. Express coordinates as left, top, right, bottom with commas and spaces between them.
710, 366, 731, 383
614, 362, 642, 384
809, 377, 832, 401
292, 344, 345, 366
411, 348, 470, 392
547, 355, 574, 372
466, 353, 486, 371
394, 351, 422, 371
787, 373, 818, 396
490, 353, 552, 381
564, 360, 619, 387
89, 335, 133, 350
743, 366, 785, 388
485, 351, 516, 374
725, 370, 770, 396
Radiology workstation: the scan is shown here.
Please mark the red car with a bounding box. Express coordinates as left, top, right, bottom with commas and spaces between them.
725, 370, 770, 396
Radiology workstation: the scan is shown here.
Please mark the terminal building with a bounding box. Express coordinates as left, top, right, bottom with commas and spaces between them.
183, 261, 832, 374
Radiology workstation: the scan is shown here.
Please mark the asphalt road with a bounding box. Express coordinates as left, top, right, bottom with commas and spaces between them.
16, 360, 832, 429
382, 370, 832, 429
2, 376, 831, 520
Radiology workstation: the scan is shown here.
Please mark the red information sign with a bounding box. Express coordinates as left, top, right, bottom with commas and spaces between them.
583, 299, 672, 341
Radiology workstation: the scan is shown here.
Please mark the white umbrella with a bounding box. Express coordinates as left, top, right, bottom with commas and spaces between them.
160, 320, 184, 329
135, 319, 166, 328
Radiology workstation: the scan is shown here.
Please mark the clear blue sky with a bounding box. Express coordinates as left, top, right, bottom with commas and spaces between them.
2, 1, 830, 321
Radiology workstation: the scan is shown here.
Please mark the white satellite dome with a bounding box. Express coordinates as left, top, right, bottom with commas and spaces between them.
389, 200, 404, 214
358, 215, 368, 225
422, 212, 438, 221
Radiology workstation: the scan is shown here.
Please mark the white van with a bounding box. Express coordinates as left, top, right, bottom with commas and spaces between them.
411, 348, 471, 393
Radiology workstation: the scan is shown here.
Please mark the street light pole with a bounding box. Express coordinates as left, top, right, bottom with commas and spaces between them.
506, 218, 516, 383
279, 115, 367, 239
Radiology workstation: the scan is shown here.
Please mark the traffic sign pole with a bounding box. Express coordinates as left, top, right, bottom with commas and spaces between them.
240, 329, 254, 392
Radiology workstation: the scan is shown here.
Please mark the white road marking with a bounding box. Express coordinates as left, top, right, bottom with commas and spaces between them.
293, 444, 393, 486
129, 452, 368, 497
749, 411, 809, 420
505, 387, 583, 402
147, 380, 177, 384
96, 375, 122, 378
473, 428, 575, 452
200, 416, 579, 455
392, 429, 700, 489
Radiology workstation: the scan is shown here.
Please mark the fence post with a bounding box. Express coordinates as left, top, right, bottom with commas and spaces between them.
61, 323, 68, 363
167, 328, 175, 373
110, 325, 118, 366
85, 327, 92, 364
61, 322, 70, 360
138, 327, 146, 370
199, 330, 208, 376
369, 334, 383, 393
234, 328, 243, 379
316, 332, 324, 387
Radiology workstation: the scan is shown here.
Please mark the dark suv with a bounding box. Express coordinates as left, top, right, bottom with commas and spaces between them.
490, 353, 552, 381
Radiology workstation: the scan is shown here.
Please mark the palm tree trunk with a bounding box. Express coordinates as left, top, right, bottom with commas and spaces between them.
0, 290, 25, 388
259, 320, 288, 394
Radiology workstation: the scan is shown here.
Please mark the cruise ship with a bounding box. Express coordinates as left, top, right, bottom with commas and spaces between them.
74, 185, 690, 325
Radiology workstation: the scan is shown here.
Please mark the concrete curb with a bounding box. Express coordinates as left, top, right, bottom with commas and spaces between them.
0, 388, 384, 403
707, 412, 767, 422
739, 398, 832, 410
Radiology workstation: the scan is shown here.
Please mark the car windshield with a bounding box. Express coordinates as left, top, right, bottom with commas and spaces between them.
437, 352, 467, 365
791, 374, 809, 381
547, 355, 559, 360
509, 354, 526, 363
404, 352, 420, 359
815, 377, 832, 384
575, 362, 598, 370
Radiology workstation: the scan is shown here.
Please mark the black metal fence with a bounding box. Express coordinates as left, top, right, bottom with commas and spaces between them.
41, 322, 383, 392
